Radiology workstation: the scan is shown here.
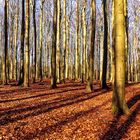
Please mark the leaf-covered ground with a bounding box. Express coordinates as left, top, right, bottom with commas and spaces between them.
0, 80, 140, 140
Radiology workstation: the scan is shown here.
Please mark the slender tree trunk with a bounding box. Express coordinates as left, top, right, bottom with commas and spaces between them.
111, 0, 115, 86
101, 0, 108, 89
86, 0, 96, 92
133, 12, 138, 82
39, 1, 44, 82
61, 0, 66, 83
50, 0, 57, 89
14, 0, 19, 81
33, 0, 37, 83
124, 0, 129, 83
99, 32, 103, 81
10, 17, 14, 80
112, 0, 130, 115
56, 0, 61, 83
18, 0, 25, 85
65, 19, 69, 79
75, 0, 79, 80
82, 0, 87, 82
24, 0, 30, 87
3, 0, 8, 85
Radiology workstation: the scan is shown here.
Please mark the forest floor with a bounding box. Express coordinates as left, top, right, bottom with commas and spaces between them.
0, 79, 140, 140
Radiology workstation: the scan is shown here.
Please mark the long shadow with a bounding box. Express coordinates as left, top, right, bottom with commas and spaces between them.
0, 86, 85, 103
0, 88, 31, 95
23, 101, 108, 140
0, 89, 111, 126
100, 93, 140, 140
0, 82, 108, 104
0, 82, 84, 96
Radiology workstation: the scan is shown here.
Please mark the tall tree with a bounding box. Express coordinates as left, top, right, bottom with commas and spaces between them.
124, 0, 129, 83
111, 0, 115, 85
101, 0, 108, 89
50, 0, 57, 88
33, 0, 37, 83
82, 0, 87, 82
75, 0, 79, 80
61, 0, 66, 83
112, 0, 130, 115
39, 0, 44, 82
24, 0, 30, 87
86, 0, 96, 92
3, 0, 8, 84
14, 0, 19, 80
18, 0, 25, 85
56, 0, 61, 83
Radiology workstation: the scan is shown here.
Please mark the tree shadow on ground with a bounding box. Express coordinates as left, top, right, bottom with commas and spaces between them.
0, 86, 85, 103
0, 81, 85, 96
100, 93, 140, 140
0, 88, 111, 126
23, 100, 109, 140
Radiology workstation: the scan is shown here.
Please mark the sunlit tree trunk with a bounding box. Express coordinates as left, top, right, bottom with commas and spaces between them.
61, 0, 66, 83
14, 0, 19, 81
99, 31, 103, 81
86, 0, 96, 92
10, 17, 14, 80
82, 0, 87, 82
111, 0, 115, 85
56, 0, 61, 83
112, 0, 130, 115
133, 11, 138, 82
24, 0, 30, 87
65, 19, 69, 79
75, 0, 79, 80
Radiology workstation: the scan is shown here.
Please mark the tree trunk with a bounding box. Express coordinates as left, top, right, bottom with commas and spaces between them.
50, 0, 57, 89
112, 0, 130, 115
14, 0, 19, 81
3, 0, 8, 85
61, 0, 66, 83
39, 0, 44, 82
124, 0, 129, 83
24, 0, 30, 87
86, 0, 96, 92
33, 0, 37, 83
18, 0, 25, 85
75, 0, 79, 80
56, 0, 61, 83
101, 0, 108, 89
82, 0, 87, 82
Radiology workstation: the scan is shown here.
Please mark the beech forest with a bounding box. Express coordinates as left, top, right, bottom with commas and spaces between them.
0, 0, 140, 139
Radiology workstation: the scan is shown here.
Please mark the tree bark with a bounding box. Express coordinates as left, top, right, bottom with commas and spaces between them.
18, 0, 25, 85
56, 0, 61, 83
101, 0, 108, 89
50, 0, 57, 89
86, 0, 96, 92
33, 0, 37, 83
61, 0, 66, 83
3, 0, 8, 85
112, 0, 130, 115
24, 0, 30, 87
